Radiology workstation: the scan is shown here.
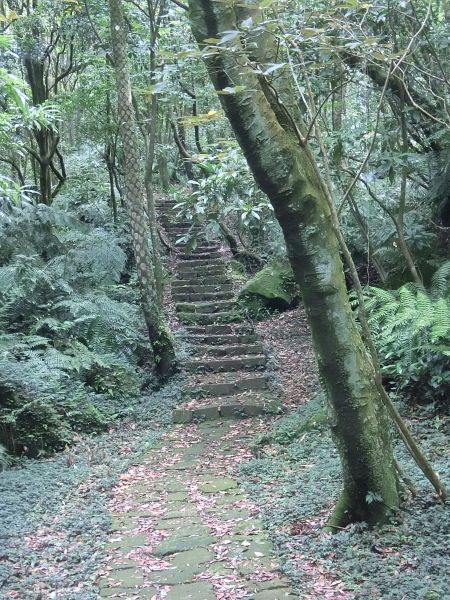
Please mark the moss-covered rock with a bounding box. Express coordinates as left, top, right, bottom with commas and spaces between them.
238, 259, 299, 317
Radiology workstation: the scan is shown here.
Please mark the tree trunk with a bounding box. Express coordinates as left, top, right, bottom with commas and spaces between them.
109, 0, 176, 380
189, 0, 400, 526
23, 56, 66, 204
157, 152, 170, 190
144, 48, 164, 306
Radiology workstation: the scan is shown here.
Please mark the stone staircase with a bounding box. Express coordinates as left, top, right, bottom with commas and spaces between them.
156, 198, 283, 423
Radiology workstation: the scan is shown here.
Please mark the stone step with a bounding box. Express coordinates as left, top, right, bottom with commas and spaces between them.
173, 277, 231, 287
186, 245, 221, 254
156, 207, 177, 214
178, 261, 225, 272
176, 300, 235, 314
192, 343, 263, 356
168, 221, 204, 232
177, 269, 227, 280
185, 355, 266, 373
178, 252, 222, 261
170, 232, 204, 240
178, 311, 241, 325
171, 283, 233, 294
189, 333, 258, 345
177, 258, 223, 269
173, 393, 283, 424
157, 208, 182, 214
185, 373, 268, 398
172, 291, 234, 302
160, 220, 193, 229
185, 324, 253, 335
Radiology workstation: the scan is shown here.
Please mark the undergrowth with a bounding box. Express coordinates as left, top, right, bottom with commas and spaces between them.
0, 151, 153, 457
241, 401, 450, 600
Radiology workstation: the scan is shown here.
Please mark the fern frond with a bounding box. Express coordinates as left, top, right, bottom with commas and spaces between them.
431, 260, 450, 299
430, 298, 450, 340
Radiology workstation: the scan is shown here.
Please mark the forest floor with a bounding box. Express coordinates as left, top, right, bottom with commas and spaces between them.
0, 308, 449, 599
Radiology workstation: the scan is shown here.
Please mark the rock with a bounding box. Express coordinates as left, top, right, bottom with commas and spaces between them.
138, 589, 160, 599
154, 518, 204, 533
171, 547, 214, 566
166, 491, 189, 502
160, 506, 198, 520
106, 566, 144, 587
150, 564, 203, 585
153, 534, 215, 557
199, 477, 238, 493
166, 581, 216, 599
193, 405, 221, 421
105, 534, 147, 551
173, 408, 193, 424
238, 258, 299, 315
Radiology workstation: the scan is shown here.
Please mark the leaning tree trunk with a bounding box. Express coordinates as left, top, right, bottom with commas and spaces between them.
189, 0, 400, 527
109, 0, 176, 380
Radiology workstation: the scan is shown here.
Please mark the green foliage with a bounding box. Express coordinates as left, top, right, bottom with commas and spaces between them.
172, 148, 274, 250
0, 333, 110, 455
0, 160, 149, 456
365, 262, 450, 407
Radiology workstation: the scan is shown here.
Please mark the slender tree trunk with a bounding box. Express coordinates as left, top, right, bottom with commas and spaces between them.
109, 0, 176, 380
348, 198, 388, 285
23, 57, 66, 204
157, 152, 170, 190
144, 48, 164, 306
105, 95, 118, 224
189, 0, 400, 526
105, 145, 118, 224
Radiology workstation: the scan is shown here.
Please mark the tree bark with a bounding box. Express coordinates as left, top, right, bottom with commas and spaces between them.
109, 0, 176, 380
144, 43, 164, 306
189, 0, 400, 526
23, 40, 66, 204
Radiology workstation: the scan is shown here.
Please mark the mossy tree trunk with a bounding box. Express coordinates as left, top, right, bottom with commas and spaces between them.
109, 0, 176, 380
188, 0, 400, 527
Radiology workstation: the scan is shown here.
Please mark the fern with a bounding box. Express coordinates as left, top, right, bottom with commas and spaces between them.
54, 229, 127, 285
0, 162, 148, 456
365, 264, 450, 405
431, 260, 450, 299
54, 291, 143, 356
0, 444, 11, 471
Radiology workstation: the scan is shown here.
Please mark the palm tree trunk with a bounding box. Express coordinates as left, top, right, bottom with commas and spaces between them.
109, 0, 176, 380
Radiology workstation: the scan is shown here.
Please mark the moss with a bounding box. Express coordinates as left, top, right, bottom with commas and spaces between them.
238, 258, 299, 317
253, 392, 328, 448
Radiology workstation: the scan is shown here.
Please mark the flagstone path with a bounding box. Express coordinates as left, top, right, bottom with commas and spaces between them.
97, 420, 296, 599
96, 201, 297, 599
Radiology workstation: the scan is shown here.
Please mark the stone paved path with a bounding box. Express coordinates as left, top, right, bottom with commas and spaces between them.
98, 420, 297, 599
96, 201, 296, 598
